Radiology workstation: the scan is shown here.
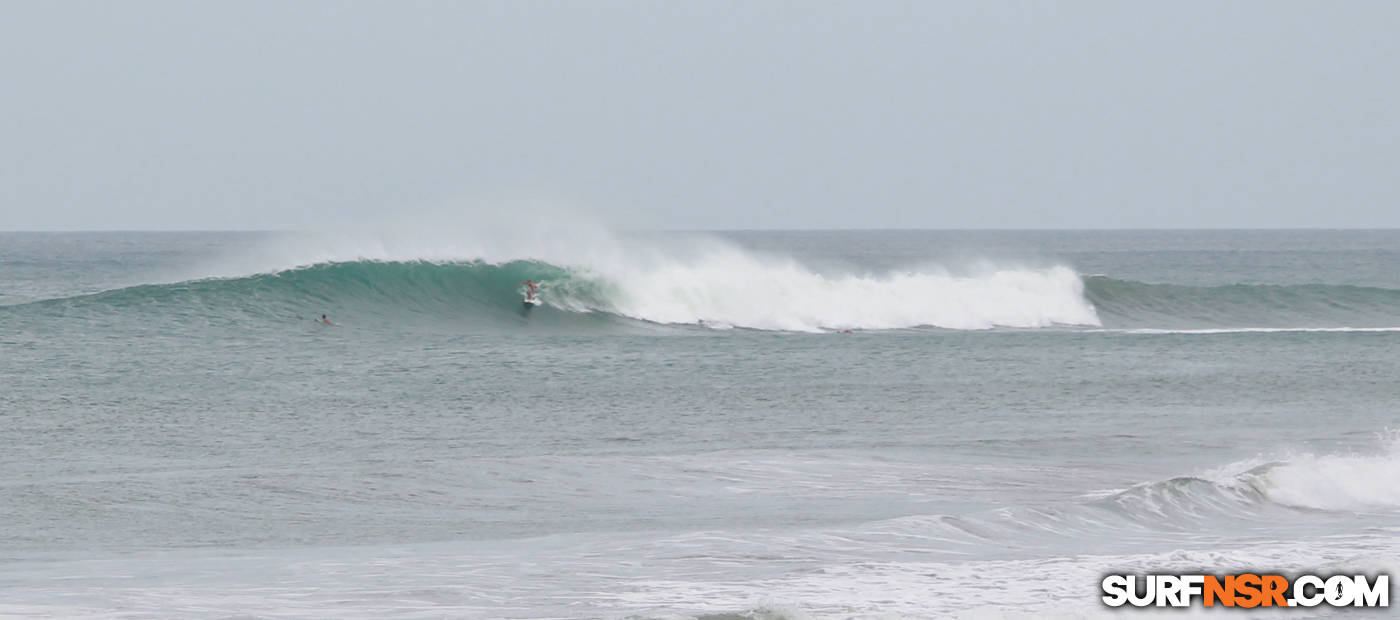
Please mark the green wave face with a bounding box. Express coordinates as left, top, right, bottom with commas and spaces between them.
4, 260, 629, 332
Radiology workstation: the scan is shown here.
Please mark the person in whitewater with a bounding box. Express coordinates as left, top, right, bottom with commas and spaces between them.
318, 314, 333, 325
521, 280, 538, 301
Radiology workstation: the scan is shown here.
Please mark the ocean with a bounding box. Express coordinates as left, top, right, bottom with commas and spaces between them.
1, 229, 1397, 618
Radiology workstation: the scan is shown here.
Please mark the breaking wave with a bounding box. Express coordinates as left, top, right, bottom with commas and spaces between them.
4, 254, 1100, 333
8, 231, 1400, 332
865, 434, 1400, 559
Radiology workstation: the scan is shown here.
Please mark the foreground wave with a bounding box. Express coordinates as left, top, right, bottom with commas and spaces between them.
4, 436, 1395, 619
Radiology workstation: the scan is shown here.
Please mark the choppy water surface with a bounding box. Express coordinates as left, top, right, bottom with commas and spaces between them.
2, 230, 1397, 618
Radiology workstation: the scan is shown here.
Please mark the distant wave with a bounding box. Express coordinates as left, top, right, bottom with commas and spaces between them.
3, 258, 1101, 332
9, 237, 1400, 332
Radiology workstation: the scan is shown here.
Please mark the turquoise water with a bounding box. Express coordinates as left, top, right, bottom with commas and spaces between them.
2, 230, 1398, 618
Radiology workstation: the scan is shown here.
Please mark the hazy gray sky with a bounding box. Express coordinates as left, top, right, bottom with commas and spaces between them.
2, 1, 1397, 231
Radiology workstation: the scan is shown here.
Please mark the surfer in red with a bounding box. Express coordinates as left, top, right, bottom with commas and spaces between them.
522, 280, 538, 301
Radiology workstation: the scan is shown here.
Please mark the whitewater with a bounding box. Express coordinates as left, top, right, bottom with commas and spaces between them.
2, 229, 1399, 618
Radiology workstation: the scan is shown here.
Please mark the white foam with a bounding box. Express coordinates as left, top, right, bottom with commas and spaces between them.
1250, 448, 1400, 512
1204, 434, 1400, 512
586, 246, 1101, 332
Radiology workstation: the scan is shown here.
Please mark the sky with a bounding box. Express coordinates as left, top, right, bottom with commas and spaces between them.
1, 1, 1398, 231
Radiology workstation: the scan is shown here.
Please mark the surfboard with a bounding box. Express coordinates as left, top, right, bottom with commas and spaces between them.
523, 296, 541, 308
